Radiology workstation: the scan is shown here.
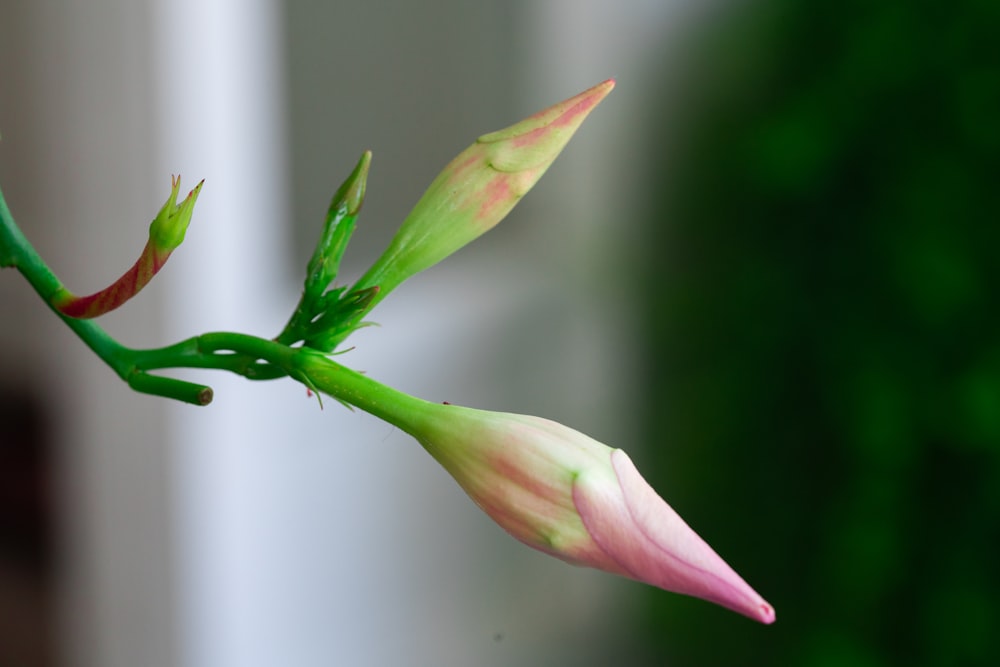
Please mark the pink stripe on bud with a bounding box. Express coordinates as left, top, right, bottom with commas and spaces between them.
405, 403, 775, 623
354, 80, 615, 303
54, 176, 202, 319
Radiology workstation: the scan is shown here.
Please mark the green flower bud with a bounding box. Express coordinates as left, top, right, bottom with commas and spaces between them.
354, 79, 615, 303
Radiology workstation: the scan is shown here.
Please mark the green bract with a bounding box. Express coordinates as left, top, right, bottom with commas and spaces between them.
149, 175, 203, 251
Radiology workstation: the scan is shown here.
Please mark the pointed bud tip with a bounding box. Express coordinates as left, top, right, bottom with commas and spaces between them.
354, 150, 373, 178
582, 78, 616, 103
476, 80, 616, 175
594, 449, 776, 625
757, 602, 776, 625
479, 79, 616, 148
337, 151, 372, 215
350, 284, 380, 306
539, 78, 615, 137
529, 78, 615, 122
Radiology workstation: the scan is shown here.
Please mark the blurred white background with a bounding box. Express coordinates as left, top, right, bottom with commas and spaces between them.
0, 1, 690, 665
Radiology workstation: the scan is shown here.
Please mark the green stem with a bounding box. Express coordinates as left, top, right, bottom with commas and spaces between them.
0, 183, 297, 405
136, 332, 295, 378
292, 351, 433, 434
1, 183, 135, 379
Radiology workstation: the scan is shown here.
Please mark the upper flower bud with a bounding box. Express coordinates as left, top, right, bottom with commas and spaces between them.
352, 79, 615, 306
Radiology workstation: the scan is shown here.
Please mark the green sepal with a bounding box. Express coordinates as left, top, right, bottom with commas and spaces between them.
275, 152, 371, 347
149, 176, 204, 251
305, 151, 371, 294
304, 285, 380, 352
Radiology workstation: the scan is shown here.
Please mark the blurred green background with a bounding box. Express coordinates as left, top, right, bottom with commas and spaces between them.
637, 1, 1000, 665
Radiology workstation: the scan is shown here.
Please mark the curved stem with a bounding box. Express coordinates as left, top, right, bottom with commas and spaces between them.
1, 183, 135, 379
136, 332, 295, 378
1, 184, 296, 405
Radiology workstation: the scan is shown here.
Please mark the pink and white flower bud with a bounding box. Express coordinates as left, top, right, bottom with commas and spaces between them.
407, 404, 776, 624
299, 348, 774, 623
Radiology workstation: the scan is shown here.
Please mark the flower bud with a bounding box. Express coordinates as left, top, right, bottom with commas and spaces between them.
298, 354, 774, 623
353, 79, 615, 305
413, 405, 776, 624
54, 175, 203, 318
276, 152, 372, 349
305, 151, 371, 293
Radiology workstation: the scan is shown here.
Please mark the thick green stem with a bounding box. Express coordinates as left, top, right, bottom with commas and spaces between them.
293, 351, 434, 435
